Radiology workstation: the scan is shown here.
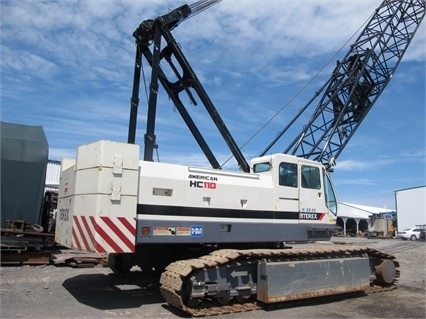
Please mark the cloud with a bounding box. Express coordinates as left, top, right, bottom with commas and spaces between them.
0, 47, 60, 83
2, 0, 423, 98
49, 147, 77, 160
335, 159, 393, 171
401, 150, 426, 159
334, 178, 378, 186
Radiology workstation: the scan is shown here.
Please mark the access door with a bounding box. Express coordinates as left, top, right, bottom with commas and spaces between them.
275, 162, 299, 213
298, 164, 327, 224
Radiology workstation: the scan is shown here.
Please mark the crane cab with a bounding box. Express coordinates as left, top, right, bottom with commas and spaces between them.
250, 154, 338, 224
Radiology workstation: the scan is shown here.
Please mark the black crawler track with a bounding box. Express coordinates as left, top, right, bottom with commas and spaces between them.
160, 247, 399, 316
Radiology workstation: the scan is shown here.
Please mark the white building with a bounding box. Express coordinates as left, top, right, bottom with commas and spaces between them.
45, 160, 61, 192
337, 202, 395, 236
394, 186, 426, 231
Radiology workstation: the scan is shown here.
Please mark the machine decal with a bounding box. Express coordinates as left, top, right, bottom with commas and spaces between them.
59, 208, 69, 221
189, 180, 217, 189
188, 174, 218, 189
176, 227, 191, 236
64, 179, 69, 194
72, 215, 136, 253
191, 225, 204, 237
299, 213, 326, 220
153, 227, 176, 236
141, 226, 150, 236
188, 174, 218, 181
148, 227, 195, 236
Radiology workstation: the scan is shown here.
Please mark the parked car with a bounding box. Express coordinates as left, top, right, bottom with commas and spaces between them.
398, 227, 424, 241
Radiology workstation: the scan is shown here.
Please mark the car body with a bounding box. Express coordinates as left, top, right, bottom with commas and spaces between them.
398, 227, 425, 241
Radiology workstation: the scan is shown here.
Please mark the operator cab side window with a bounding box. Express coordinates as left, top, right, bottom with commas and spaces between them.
279, 162, 297, 187
301, 165, 321, 189
253, 162, 271, 173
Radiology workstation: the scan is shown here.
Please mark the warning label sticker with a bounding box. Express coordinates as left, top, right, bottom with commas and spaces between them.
176, 227, 191, 236
153, 227, 176, 236
151, 226, 204, 237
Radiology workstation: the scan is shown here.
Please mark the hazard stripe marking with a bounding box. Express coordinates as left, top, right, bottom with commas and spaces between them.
72, 227, 82, 250
101, 216, 135, 252
72, 215, 136, 253
81, 215, 96, 249
118, 216, 137, 236
90, 216, 124, 253
73, 216, 91, 252
88, 216, 107, 253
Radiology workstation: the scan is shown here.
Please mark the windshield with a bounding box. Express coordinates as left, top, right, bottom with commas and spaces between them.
323, 169, 337, 215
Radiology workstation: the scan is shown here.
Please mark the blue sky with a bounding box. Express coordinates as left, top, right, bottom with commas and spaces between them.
1, 0, 425, 209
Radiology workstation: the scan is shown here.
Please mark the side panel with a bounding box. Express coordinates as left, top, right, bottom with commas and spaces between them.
136, 154, 335, 244
184, 167, 269, 210
138, 161, 186, 207
137, 162, 271, 211
54, 158, 76, 248
136, 218, 333, 243
257, 257, 370, 303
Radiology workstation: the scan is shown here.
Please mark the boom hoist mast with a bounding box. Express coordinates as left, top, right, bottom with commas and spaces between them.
129, 0, 424, 173
128, 0, 251, 172
261, 0, 425, 168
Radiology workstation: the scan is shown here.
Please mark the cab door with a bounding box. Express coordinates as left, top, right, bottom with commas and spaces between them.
298, 163, 327, 224
275, 162, 299, 213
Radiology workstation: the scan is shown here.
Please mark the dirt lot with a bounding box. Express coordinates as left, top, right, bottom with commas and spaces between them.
1, 237, 425, 319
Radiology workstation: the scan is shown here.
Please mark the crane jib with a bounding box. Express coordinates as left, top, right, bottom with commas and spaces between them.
282, 0, 425, 165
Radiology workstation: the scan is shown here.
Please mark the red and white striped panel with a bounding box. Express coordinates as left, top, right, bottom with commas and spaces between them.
72, 215, 136, 253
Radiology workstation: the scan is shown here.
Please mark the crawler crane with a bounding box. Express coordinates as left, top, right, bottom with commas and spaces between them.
55, 0, 425, 316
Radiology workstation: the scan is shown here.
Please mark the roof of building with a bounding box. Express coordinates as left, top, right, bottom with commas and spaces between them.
338, 202, 395, 220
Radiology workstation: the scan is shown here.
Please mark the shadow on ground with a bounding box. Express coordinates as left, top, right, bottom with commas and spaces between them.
62, 270, 163, 310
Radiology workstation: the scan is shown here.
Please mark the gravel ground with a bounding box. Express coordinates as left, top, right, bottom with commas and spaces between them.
1, 237, 425, 319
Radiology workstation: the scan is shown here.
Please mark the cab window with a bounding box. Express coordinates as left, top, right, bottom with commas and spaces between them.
253, 162, 271, 173
279, 162, 297, 187
323, 169, 338, 215
301, 165, 321, 189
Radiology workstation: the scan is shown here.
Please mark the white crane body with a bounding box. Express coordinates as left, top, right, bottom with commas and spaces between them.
56, 140, 338, 252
